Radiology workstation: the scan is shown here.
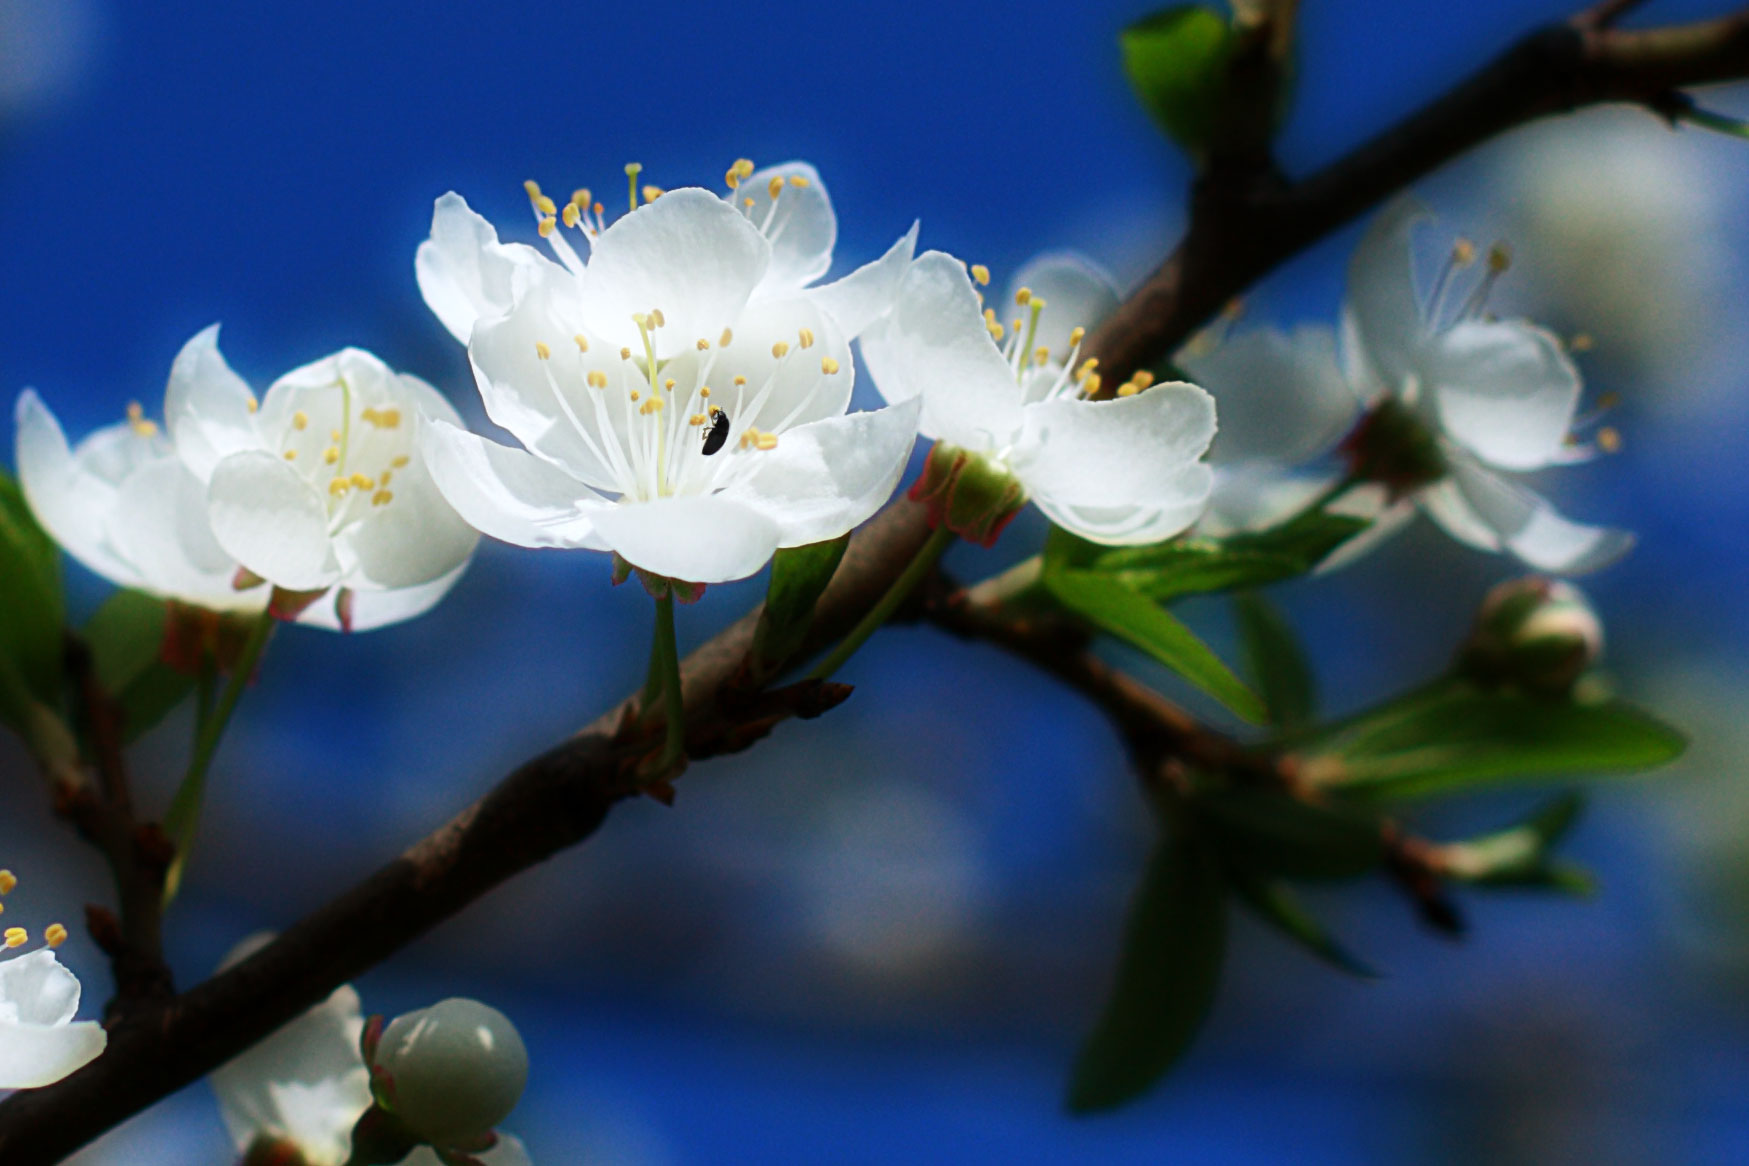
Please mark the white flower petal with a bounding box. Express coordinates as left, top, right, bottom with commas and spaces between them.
417, 193, 553, 344
0, 1018, 107, 1089
104, 457, 264, 612
420, 418, 608, 550
1441, 459, 1634, 575
739, 161, 836, 293
1180, 325, 1357, 465
857, 250, 1024, 449
1010, 382, 1217, 509
0, 947, 80, 1026
576, 188, 770, 350
810, 222, 918, 339
406, 1132, 531, 1166
589, 494, 784, 583
14, 392, 143, 588
332, 456, 479, 590
1423, 319, 1581, 470
1200, 468, 1341, 537
1003, 251, 1121, 359
704, 294, 852, 437
163, 324, 261, 482
294, 562, 471, 633
1313, 491, 1418, 575
1346, 197, 1430, 392
717, 398, 920, 546
1031, 474, 1214, 546
207, 450, 342, 591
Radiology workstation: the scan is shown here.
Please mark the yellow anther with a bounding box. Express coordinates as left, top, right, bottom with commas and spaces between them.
1595, 390, 1620, 411
1081, 357, 1100, 372
987, 321, 1005, 340
620, 347, 633, 360
1488, 243, 1512, 273
650, 308, 666, 327
642, 185, 663, 204
1035, 346, 1051, 366
537, 216, 556, 238
372, 489, 393, 506
743, 197, 755, 209
1569, 333, 1595, 353
534, 192, 558, 216
1015, 287, 1032, 306
725, 167, 741, 189
1597, 426, 1622, 454
126, 401, 158, 437
1451, 238, 1477, 266
0, 870, 16, 895
772, 341, 790, 358
292, 410, 309, 430
379, 471, 392, 486
593, 201, 604, 216
624, 162, 642, 177
768, 175, 784, 200
702, 385, 715, 397
535, 341, 552, 360
4, 927, 25, 949
1116, 382, 1141, 397
44, 923, 66, 949
735, 158, 755, 178
283, 449, 298, 461
632, 312, 649, 330
350, 472, 373, 490
574, 333, 590, 353
361, 407, 379, 424
821, 356, 840, 375
664, 378, 676, 392
331, 429, 342, 442
755, 432, 778, 451
571, 188, 592, 209
788, 174, 809, 188
587, 370, 608, 389
1011, 317, 1022, 335
392, 455, 410, 468
374, 409, 401, 428
1068, 326, 1085, 347
562, 203, 581, 228
728, 378, 742, 389
630, 390, 640, 402
1083, 372, 1103, 395
1132, 370, 1156, 389
697, 338, 711, 351
1030, 297, 1046, 311
329, 478, 350, 497
714, 328, 731, 349
970, 264, 990, 286
523, 179, 543, 203
649, 397, 665, 412
689, 413, 704, 425
798, 328, 815, 349
983, 307, 998, 325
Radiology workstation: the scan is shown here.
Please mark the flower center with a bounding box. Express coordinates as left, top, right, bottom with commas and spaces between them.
275, 377, 411, 529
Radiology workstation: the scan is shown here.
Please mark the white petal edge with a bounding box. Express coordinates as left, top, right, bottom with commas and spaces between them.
1180, 325, 1357, 465
207, 450, 342, 591
420, 419, 609, 550
588, 493, 785, 584
811, 222, 918, 340
1009, 383, 1218, 510
295, 561, 473, 633
1439, 459, 1635, 575
1003, 251, 1121, 358
416, 193, 553, 344
13, 392, 144, 589
1424, 319, 1582, 471
0, 1018, 107, 1088
164, 324, 261, 482
1345, 197, 1431, 394
739, 161, 837, 293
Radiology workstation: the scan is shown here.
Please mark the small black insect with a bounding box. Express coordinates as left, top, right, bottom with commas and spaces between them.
701, 407, 731, 456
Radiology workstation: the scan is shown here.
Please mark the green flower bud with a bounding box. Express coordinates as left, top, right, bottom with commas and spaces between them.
1460, 577, 1604, 694
373, 998, 528, 1148
908, 442, 1028, 546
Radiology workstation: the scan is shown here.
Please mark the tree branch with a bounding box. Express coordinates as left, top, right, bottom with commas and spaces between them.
3, 5, 1747, 1160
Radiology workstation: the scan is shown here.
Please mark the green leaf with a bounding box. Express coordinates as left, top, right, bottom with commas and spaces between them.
1309, 683, 1686, 800
751, 535, 851, 676
1198, 786, 1383, 880
1227, 868, 1379, 979
1044, 568, 1266, 723
1234, 591, 1314, 730
1068, 834, 1227, 1112
1440, 792, 1596, 894
0, 468, 64, 726
85, 591, 196, 743
1120, 6, 1234, 159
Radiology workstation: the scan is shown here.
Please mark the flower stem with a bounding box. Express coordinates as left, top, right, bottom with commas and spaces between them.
162, 611, 275, 905
807, 524, 955, 681
1303, 472, 1361, 516
650, 590, 686, 774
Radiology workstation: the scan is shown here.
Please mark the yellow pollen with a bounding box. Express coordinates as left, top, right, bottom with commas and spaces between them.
646, 309, 663, 329
743, 197, 755, 209
1132, 370, 1156, 389
664, 377, 676, 392
624, 162, 641, 177
768, 175, 784, 200
536, 341, 552, 360
247, 398, 259, 413
1569, 333, 1595, 353
587, 370, 608, 388
1069, 326, 1085, 347
572, 188, 592, 209
735, 158, 755, 178
535, 193, 557, 216
772, 341, 790, 358
1451, 238, 1477, 266
1011, 317, 1022, 335
373, 409, 401, 428
0, 870, 16, 895
329, 478, 350, 497
1116, 382, 1141, 397
1083, 372, 1103, 395
350, 472, 373, 490
283, 449, 298, 461
788, 174, 809, 188
379, 470, 392, 486
330, 429, 342, 442
392, 455, 410, 468
574, 333, 590, 352
798, 328, 815, 349
697, 338, 711, 351
538, 216, 556, 238
1036, 346, 1051, 365
1597, 426, 1622, 454
821, 356, 840, 375
728, 378, 742, 388
630, 390, 640, 402
4, 928, 24, 949
44, 923, 66, 948
725, 167, 741, 189
1016, 287, 1032, 306
983, 307, 998, 325
643, 185, 664, 204
292, 411, 309, 430
755, 432, 778, 450
126, 401, 158, 437
620, 347, 633, 360
562, 203, 580, 228
593, 201, 604, 215
523, 179, 543, 202
320, 445, 341, 464
701, 386, 714, 397
360, 407, 378, 424
372, 489, 393, 506
1488, 243, 1512, 273
970, 264, 990, 286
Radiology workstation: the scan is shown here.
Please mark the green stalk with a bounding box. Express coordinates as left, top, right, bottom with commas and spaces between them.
807, 524, 956, 681
1683, 107, 1749, 140
163, 612, 275, 904
651, 591, 686, 773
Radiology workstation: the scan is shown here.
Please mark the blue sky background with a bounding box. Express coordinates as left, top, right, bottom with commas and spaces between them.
5, 1, 1749, 1162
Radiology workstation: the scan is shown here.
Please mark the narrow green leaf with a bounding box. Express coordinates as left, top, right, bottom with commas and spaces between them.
1044, 568, 1266, 723
1234, 591, 1314, 730
752, 535, 851, 675
1198, 787, 1383, 880
1043, 525, 1106, 571
1440, 792, 1596, 894
84, 590, 196, 742
1120, 6, 1233, 159
1312, 684, 1686, 800
1068, 835, 1227, 1112
0, 469, 64, 723
1227, 868, 1379, 979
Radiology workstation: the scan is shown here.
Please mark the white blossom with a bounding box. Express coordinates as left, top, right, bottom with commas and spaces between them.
859, 250, 1217, 545
417, 168, 922, 584
0, 940, 106, 1090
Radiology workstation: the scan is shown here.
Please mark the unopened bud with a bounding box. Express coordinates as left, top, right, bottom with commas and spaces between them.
907, 443, 1028, 547
1460, 577, 1603, 694
372, 998, 528, 1148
